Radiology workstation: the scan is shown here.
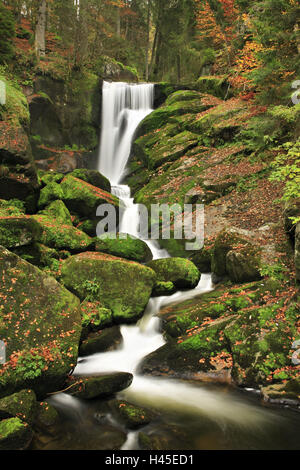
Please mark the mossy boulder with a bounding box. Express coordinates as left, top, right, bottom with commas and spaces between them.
60, 175, 120, 218
189, 246, 213, 273
95, 233, 153, 263
38, 200, 73, 226
32, 213, 93, 251
12, 242, 60, 270
147, 258, 200, 289
65, 373, 133, 399
0, 417, 33, 450
152, 281, 176, 297
79, 326, 123, 357
60, 252, 156, 323
226, 246, 262, 283
80, 300, 113, 339
196, 76, 230, 99
261, 377, 300, 404
112, 400, 154, 429
70, 169, 111, 193
0, 389, 37, 425
212, 228, 261, 282
39, 171, 64, 186
0, 247, 82, 398
0, 216, 42, 249
38, 182, 64, 209
35, 401, 60, 430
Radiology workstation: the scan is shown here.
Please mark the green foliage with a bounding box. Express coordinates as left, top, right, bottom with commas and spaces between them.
259, 263, 287, 282
270, 139, 300, 223
0, 5, 15, 64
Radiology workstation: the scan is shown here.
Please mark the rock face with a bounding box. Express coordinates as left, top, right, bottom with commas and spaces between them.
95, 233, 153, 263
70, 169, 111, 193
60, 252, 156, 323
0, 247, 82, 398
0, 76, 39, 212
65, 373, 133, 399
147, 258, 200, 289
79, 326, 123, 357
0, 389, 37, 424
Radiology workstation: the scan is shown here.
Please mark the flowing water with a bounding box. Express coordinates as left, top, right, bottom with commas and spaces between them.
47, 81, 300, 451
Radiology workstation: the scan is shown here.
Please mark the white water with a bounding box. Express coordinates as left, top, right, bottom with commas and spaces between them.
51, 82, 281, 449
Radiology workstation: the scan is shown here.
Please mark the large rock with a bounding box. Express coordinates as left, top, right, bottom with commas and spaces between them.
70, 169, 111, 193
0, 417, 33, 450
0, 216, 41, 249
147, 257, 200, 289
60, 175, 120, 218
60, 252, 156, 323
79, 326, 123, 357
0, 247, 82, 398
32, 213, 93, 251
65, 373, 133, 399
95, 233, 153, 263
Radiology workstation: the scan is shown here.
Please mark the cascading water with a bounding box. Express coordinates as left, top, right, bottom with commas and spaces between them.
49, 82, 300, 451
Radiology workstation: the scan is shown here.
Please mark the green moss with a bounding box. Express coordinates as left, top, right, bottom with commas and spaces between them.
0, 247, 82, 398
38, 182, 64, 209
113, 400, 154, 429
32, 213, 93, 251
60, 175, 120, 218
0, 216, 41, 249
95, 233, 152, 263
0, 417, 32, 450
39, 171, 64, 186
0, 74, 29, 127
147, 257, 200, 289
196, 76, 230, 99
70, 169, 111, 193
61, 252, 156, 323
81, 300, 113, 335
38, 200, 73, 226
0, 389, 37, 424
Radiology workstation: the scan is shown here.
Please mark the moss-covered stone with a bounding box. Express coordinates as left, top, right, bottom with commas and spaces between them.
38, 182, 64, 209
12, 242, 60, 269
60, 252, 156, 323
211, 228, 248, 278
152, 281, 176, 297
65, 373, 133, 399
261, 377, 300, 403
112, 400, 154, 429
189, 246, 213, 273
0, 247, 82, 398
60, 175, 120, 218
79, 326, 122, 357
32, 213, 93, 251
38, 199, 73, 226
147, 258, 200, 289
0, 389, 37, 425
226, 245, 262, 283
0, 216, 41, 249
35, 401, 60, 429
80, 300, 113, 338
0, 417, 33, 450
95, 233, 152, 263
70, 169, 111, 193
39, 171, 64, 186
196, 76, 230, 99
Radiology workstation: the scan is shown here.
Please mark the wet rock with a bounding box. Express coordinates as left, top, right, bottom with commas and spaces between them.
60, 252, 156, 323
152, 281, 176, 297
0, 247, 81, 398
65, 373, 133, 399
111, 400, 155, 429
79, 326, 123, 357
261, 377, 300, 404
0, 418, 33, 450
147, 258, 200, 289
0, 389, 37, 425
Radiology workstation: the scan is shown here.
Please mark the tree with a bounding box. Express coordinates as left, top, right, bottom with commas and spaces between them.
35, 0, 47, 58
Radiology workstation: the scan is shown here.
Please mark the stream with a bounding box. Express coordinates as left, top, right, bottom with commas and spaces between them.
47, 82, 300, 451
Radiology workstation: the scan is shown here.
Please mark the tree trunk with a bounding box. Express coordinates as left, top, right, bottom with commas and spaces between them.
35, 0, 47, 59
145, 0, 151, 81
116, 6, 121, 37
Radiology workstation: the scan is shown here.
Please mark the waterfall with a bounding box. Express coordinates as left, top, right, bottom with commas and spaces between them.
98, 81, 154, 185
